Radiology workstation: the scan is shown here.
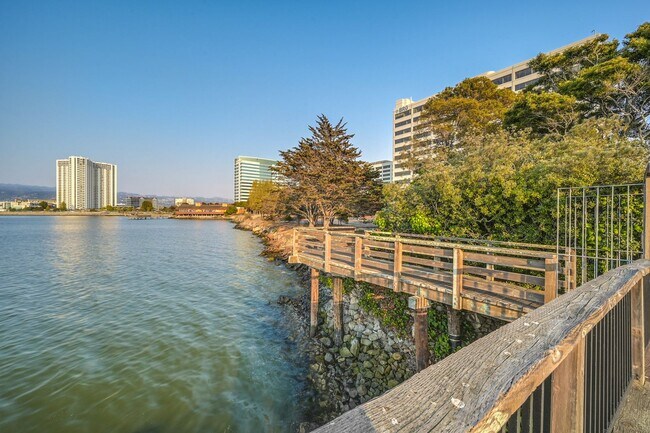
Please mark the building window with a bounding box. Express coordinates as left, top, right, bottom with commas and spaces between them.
515, 78, 539, 91
491, 74, 512, 85
395, 119, 411, 128
395, 128, 412, 136
394, 110, 411, 120
414, 106, 424, 113
394, 137, 410, 144
515, 67, 533, 79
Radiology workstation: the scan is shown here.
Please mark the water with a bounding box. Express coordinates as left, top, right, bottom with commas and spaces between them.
0, 216, 311, 433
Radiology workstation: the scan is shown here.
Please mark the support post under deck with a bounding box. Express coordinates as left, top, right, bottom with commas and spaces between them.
332, 276, 344, 345
447, 306, 462, 350
310, 268, 319, 337
410, 296, 430, 372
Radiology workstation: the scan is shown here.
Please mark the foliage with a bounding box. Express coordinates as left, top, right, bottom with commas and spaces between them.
504, 92, 580, 136
356, 283, 412, 337
224, 204, 238, 215
414, 77, 516, 152
378, 118, 648, 244
59, 201, 67, 211
105, 205, 116, 212
524, 23, 650, 140
141, 200, 154, 212
247, 180, 283, 218
38, 201, 48, 210
273, 115, 383, 227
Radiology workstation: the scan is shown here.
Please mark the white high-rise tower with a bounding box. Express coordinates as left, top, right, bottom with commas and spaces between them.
56, 156, 117, 210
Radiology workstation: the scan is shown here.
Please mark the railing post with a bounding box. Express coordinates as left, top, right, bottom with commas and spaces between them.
452, 248, 463, 310
643, 163, 650, 259
631, 278, 646, 385
409, 296, 430, 372
332, 277, 344, 345
564, 248, 576, 291
310, 268, 320, 337
393, 237, 403, 293
324, 231, 331, 273
292, 228, 297, 257
544, 255, 559, 303
551, 336, 585, 432
447, 305, 462, 350
354, 236, 362, 278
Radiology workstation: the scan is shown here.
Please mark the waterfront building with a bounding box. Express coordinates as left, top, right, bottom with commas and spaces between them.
173, 202, 228, 217
234, 156, 278, 203
56, 156, 117, 210
125, 196, 159, 209
370, 160, 393, 183
392, 35, 600, 183
174, 197, 195, 206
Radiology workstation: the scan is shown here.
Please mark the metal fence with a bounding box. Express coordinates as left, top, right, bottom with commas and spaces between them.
556, 183, 645, 286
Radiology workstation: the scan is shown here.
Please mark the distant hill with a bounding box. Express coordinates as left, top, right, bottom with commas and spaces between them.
0, 184, 56, 201
0, 184, 232, 204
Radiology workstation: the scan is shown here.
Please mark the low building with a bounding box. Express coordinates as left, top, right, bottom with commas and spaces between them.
173, 202, 228, 218
125, 196, 159, 209
174, 197, 195, 206
371, 160, 393, 183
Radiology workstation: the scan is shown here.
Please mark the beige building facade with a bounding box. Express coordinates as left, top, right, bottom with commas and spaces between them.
392, 35, 600, 182
56, 156, 117, 210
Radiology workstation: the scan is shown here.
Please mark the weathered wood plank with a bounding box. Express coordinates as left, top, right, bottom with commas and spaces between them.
463, 265, 545, 287
401, 254, 454, 270
465, 251, 546, 271
452, 248, 464, 310
631, 278, 645, 384
462, 276, 545, 305
310, 268, 319, 337
544, 256, 558, 303
551, 337, 585, 432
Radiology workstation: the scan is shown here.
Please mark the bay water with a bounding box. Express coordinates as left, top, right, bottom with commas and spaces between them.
0, 216, 311, 433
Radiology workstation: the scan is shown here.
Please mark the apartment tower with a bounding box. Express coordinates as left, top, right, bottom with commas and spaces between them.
56, 156, 117, 210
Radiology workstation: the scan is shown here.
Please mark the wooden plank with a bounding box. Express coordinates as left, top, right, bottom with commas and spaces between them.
363, 238, 395, 249
464, 251, 546, 271
452, 248, 463, 310
333, 277, 344, 345
551, 337, 585, 433
362, 257, 394, 273
324, 232, 331, 273
631, 279, 646, 384
462, 276, 545, 305
645, 163, 650, 259
401, 254, 454, 270
402, 243, 454, 258
393, 240, 402, 292
401, 265, 453, 285
463, 265, 545, 287
354, 237, 362, 278
366, 250, 394, 261
544, 256, 559, 303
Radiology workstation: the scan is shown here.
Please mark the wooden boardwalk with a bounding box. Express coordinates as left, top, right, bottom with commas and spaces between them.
289, 228, 576, 321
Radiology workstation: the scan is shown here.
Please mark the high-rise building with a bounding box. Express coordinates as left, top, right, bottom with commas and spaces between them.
392, 35, 600, 183
234, 156, 278, 202
56, 156, 117, 210
371, 160, 393, 183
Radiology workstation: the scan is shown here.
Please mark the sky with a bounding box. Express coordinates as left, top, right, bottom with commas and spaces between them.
0, 1, 648, 199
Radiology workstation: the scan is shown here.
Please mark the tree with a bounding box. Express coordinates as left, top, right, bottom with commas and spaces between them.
274, 115, 383, 228
141, 200, 154, 212
39, 201, 48, 210
247, 181, 282, 218
525, 24, 650, 141
504, 92, 581, 136
414, 77, 516, 149
225, 204, 238, 215
59, 201, 67, 211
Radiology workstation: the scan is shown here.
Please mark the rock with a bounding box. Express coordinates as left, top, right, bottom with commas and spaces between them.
324, 352, 333, 363
392, 352, 403, 361
388, 379, 399, 388
357, 384, 368, 396
339, 347, 353, 358
360, 338, 372, 346
363, 360, 373, 369
346, 387, 358, 398
368, 333, 380, 342
350, 338, 360, 357
320, 337, 332, 347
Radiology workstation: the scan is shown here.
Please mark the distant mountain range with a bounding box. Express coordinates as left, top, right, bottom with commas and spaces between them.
0, 184, 232, 205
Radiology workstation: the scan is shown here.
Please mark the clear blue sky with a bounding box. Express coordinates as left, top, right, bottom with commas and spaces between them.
0, 1, 647, 199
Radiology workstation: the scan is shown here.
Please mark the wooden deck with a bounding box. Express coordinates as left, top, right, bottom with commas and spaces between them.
289, 228, 576, 321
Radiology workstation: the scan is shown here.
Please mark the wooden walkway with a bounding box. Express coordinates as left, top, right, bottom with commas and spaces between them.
289, 228, 576, 321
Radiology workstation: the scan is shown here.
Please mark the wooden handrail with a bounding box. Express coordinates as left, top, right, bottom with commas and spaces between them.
312, 260, 649, 433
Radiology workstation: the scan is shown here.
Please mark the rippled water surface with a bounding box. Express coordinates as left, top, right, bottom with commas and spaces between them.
0, 217, 310, 433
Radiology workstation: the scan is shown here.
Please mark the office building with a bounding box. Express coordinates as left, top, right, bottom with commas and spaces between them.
371, 160, 393, 183
125, 196, 159, 209
392, 35, 600, 182
175, 197, 195, 206
56, 156, 117, 210
234, 156, 278, 202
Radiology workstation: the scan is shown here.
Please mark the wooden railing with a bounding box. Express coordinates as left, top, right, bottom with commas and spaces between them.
290, 228, 576, 321
312, 259, 649, 433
